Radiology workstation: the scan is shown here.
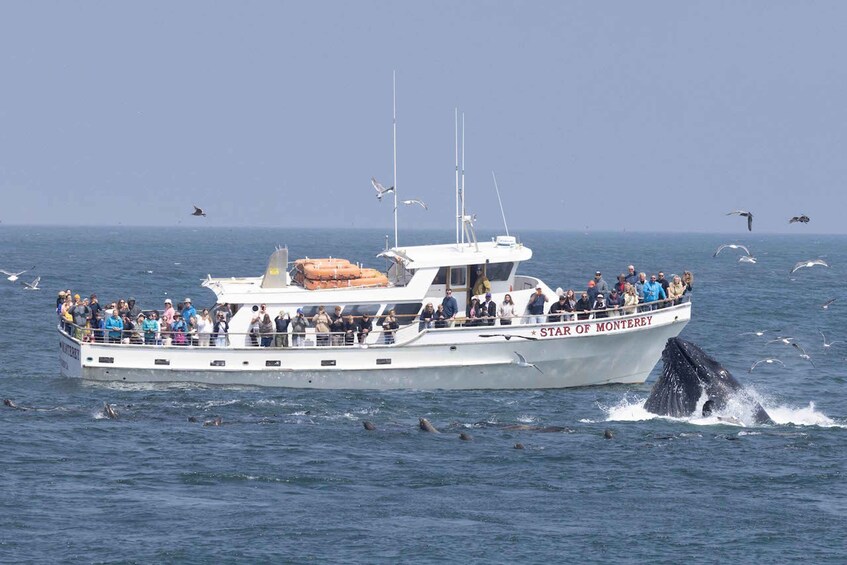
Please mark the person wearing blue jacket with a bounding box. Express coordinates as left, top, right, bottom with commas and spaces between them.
642, 275, 667, 310
104, 310, 124, 343
441, 288, 459, 322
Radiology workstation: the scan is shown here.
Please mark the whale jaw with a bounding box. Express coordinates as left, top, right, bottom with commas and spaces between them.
645, 338, 773, 425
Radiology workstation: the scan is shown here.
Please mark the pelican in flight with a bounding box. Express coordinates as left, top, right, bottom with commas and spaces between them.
726, 210, 753, 231
749, 358, 785, 373
789, 214, 810, 224
0, 266, 34, 282
371, 177, 395, 201
790, 259, 829, 274
21, 276, 41, 290
192, 205, 206, 217
713, 243, 751, 257
402, 199, 428, 210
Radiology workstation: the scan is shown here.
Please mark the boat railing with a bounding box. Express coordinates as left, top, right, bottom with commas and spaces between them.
58, 297, 689, 349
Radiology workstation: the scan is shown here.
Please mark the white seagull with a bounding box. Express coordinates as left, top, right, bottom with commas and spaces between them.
791, 342, 816, 367
749, 358, 785, 372
371, 177, 395, 201
738, 255, 757, 264
819, 330, 842, 349
713, 243, 751, 257
767, 336, 795, 345
790, 259, 829, 274
21, 276, 41, 290
402, 199, 428, 210
513, 351, 543, 373
0, 266, 34, 282
726, 210, 753, 231
740, 330, 768, 337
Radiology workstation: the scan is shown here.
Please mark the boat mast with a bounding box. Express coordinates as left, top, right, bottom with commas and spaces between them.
455, 108, 460, 246
392, 70, 398, 249
461, 112, 467, 245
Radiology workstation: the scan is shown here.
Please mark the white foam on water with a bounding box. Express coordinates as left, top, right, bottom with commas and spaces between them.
600, 393, 844, 428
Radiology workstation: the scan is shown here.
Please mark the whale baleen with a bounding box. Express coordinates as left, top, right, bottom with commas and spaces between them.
644, 338, 773, 424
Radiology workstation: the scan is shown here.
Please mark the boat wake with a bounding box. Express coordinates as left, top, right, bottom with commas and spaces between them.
597, 394, 842, 428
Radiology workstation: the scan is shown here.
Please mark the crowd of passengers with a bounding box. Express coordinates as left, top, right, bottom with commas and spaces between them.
56, 267, 692, 347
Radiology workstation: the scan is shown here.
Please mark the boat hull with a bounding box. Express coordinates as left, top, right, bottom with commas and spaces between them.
59, 303, 690, 389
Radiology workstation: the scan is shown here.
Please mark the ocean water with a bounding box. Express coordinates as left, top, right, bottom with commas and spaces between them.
1, 226, 845, 563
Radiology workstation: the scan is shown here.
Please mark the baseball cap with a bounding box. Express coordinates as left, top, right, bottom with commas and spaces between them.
164, 298, 172, 304
588, 280, 596, 287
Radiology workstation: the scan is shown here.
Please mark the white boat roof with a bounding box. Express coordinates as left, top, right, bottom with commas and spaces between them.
383, 239, 532, 269
204, 238, 532, 304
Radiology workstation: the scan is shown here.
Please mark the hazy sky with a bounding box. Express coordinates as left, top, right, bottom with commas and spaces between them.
2, 2, 845, 234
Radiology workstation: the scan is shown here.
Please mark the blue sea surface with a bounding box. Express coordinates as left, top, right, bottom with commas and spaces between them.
1, 226, 845, 563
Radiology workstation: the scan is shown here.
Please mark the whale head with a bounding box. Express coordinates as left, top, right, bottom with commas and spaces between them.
645, 338, 773, 424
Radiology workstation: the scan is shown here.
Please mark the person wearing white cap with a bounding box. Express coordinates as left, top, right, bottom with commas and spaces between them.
182, 298, 197, 327
162, 298, 175, 328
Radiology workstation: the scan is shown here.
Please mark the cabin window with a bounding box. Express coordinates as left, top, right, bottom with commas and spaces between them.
486, 262, 514, 281
299, 305, 321, 318
347, 304, 381, 317
382, 302, 422, 325
433, 267, 448, 285
450, 267, 466, 287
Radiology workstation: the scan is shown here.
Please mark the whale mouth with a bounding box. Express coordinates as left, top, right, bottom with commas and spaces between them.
645, 338, 773, 424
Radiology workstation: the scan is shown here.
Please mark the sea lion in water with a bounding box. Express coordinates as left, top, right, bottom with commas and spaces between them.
459, 432, 473, 441
3, 399, 26, 411
188, 416, 199, 423
514, 443, 525, 450
603, 429, 614, 439
419, 418, 440, 433
203, 417, 222, 427
102, 402, 118, 420
363, 421, 377, 431
644, 338, 773, 424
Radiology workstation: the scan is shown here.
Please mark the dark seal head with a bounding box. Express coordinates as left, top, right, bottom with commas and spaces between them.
645, 338, 772, 424
102, 402, 119, 420
459, 432, 473, 441
603, 429, 614, 439
363, 420, 376, 431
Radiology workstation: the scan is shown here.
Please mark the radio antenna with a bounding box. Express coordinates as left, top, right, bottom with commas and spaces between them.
392, 70, 398, 249
491, 170, 509, 237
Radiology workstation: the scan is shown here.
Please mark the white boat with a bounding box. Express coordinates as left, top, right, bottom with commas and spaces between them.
58, 99, 690, 388
58, 234, 691, 388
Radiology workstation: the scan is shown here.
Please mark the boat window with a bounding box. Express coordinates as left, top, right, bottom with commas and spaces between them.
486, 262, 514, 281
347, 304, 381, 317
299, 305, 321, 318
450, 267, 466, 287
382, 302, 422, 325
433, 267, 448, 285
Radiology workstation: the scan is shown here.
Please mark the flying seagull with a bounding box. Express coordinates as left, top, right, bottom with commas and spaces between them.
822, 298, 837, 309
726, 210, 753, 231
791, 342, 816, 367
21, 276, 41, 290
371, 177, 395, 201
789, 215, 810, 224
513, 351, 543, 373
713, 243, 751, 257
0, 267, 34, 282
402, 199, 428, 210
738, 255, 757, 264
819, 330, 842, 349
740, 330, 768, 337
192, 205, 206, 217
790, 259, 829, 274
749, 358, 785, 372
480, 334, 539, 341
767, 336, 795, 345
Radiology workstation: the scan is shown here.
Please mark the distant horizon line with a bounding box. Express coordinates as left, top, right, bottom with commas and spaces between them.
0, 222, 841, 237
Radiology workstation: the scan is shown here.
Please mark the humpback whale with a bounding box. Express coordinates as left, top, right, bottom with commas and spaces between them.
645, 338, 773, 425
